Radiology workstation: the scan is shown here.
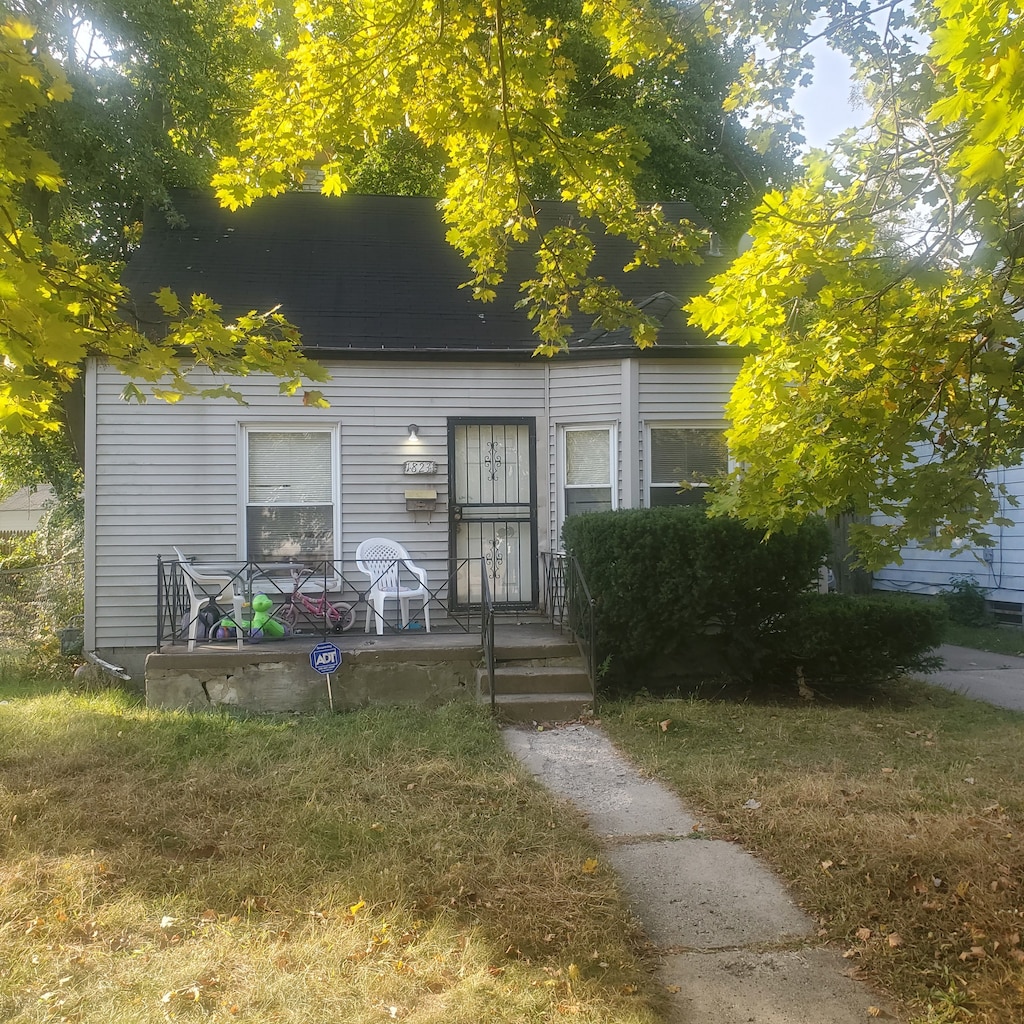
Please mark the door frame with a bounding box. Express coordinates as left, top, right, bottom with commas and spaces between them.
447, 416, 539, 609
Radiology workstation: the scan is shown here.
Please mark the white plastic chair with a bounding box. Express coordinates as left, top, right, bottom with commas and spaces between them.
354, 538, 431, 635
173, 546, 245, 650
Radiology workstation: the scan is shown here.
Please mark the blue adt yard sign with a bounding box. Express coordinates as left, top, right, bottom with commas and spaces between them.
310, 641, 342, 675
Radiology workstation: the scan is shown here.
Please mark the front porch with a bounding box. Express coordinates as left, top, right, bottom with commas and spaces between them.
145, 616, 594, 721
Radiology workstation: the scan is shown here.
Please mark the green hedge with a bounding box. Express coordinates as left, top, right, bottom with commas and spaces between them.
758, 593, 945, 690
561, 506, 830, 683
562, 508, 943, 694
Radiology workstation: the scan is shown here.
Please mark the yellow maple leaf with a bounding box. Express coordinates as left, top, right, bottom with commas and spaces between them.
582, 858, 599, 874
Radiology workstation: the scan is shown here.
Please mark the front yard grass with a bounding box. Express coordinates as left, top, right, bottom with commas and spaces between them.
0, 683, 658, 1024
942, 622, 1024, 658
602, 679, 1024, 1024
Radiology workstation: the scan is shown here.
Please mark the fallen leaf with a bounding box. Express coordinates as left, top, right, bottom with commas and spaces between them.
959, 946, 987, 961
665, 984, 681, 993
659, 719, 672, 732
963, 777, 976, 785
867, 1008, 882, 1018
821, 860, 834, 872
887, 932, 902, 947
743, 798, 761, 810
856, 927, 872, 942
200, 909, 218, 922
582, 858, 599, 875
881, 767, 895, 775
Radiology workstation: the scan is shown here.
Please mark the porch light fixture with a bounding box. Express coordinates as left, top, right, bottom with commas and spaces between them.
407, 423, 420, 441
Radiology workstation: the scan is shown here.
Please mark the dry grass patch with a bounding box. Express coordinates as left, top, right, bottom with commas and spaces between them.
0, 684, 659, 1024
602, 679, 1024, 1024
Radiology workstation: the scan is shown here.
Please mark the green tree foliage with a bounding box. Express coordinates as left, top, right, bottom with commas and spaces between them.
3, 0, 787, 485
689, 0, 1024, 566
214, 0, 728, 354
0, 17, 326, 444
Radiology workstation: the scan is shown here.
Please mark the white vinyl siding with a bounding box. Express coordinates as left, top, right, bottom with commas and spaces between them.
637, 361, 737, 504
874, 464, 1024, 605
86, 354, 740, 651
548, 362, 622, 546
88, 361, 549, 649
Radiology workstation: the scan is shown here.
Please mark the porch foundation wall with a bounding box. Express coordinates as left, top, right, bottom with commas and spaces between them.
145, 647, 480, 713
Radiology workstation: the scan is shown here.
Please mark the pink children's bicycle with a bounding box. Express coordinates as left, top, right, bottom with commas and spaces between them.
280, 565, 356, 634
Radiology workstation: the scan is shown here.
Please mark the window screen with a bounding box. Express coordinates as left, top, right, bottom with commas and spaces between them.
649, 427, 726, 507
246, 431, 334, 560
564, 427, 613, 518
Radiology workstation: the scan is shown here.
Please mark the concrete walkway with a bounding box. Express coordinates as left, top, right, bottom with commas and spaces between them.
925, 644, 1024, 711
503, 724, 902, 1023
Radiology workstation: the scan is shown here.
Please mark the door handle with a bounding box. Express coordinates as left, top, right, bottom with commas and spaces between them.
452, 506, 463, 521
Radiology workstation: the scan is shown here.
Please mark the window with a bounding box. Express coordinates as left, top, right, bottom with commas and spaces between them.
245, 429, 335, 560
563, 426, 614, 519
648, 426, 727, 507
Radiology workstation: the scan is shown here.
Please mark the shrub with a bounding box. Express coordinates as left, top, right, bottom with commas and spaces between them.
0, 494, 84, 678
561, 506, 830, 685
939, 574, 992, 627
758, 593, 945, 692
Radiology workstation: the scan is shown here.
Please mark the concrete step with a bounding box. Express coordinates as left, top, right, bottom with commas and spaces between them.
491, 692, 594, 723
493, 638, 581, 661
491, 655, 584, 670
477, 664, 590, 696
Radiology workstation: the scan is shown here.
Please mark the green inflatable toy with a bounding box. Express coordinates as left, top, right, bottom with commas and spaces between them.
215, 593, 285, 642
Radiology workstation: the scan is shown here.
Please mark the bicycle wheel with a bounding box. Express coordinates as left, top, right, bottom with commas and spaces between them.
327, 601, 357, 633
280, 598, 299, 633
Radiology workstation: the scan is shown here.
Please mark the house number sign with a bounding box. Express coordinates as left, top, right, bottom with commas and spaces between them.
404, 460, 437, 475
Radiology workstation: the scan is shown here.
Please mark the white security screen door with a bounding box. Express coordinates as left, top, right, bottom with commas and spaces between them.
449, 419, 538, 607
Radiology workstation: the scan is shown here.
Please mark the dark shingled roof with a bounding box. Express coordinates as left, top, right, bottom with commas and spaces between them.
121, 191, 730, 359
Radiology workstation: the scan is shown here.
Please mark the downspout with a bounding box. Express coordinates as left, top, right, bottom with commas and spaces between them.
544, 362, 552, 551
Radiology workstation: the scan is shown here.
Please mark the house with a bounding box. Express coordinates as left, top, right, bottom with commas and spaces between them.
873, 465, 1024, 623
0, 484, 52, 536
84, 192, 742, 679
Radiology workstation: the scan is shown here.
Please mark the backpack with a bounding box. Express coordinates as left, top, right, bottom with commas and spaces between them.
196, 599, 224, 641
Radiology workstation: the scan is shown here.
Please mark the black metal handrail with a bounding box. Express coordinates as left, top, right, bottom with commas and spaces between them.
479, 555, 496, 710
540, 551, 597, 700
157, 556, 482, 648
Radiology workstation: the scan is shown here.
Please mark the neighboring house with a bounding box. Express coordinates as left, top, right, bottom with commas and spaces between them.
0, 485, 52, 535
85, 192, 741, 674
874, 464, 1024, 622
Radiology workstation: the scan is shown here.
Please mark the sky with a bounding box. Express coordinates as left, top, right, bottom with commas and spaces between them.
790, 40, 864, 150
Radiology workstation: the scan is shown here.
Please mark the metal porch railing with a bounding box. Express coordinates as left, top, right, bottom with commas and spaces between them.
540, 551, 597, 699
157, 556, 487, 650
480, 556, 496, 710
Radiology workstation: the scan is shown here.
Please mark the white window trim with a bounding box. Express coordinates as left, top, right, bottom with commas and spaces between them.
556, 423, 618, 535
644, 421, 729, 508
238, 422, 341, 562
